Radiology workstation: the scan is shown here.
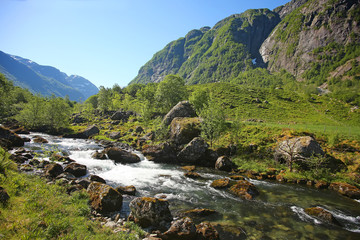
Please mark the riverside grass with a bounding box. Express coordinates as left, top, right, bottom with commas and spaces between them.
0, 162, 146, 240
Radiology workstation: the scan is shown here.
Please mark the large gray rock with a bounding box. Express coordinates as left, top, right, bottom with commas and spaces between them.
274, 136, 324, 163
163, 101, 197, 126
177, 137, 209, 164
45, 163, 64, 178
169, 117, 201, 145
162, 217, 197, 240
215, 156, 234, 172
82, 125, 100, 138
104, 147, 141, 164
129, 197, 173, 231
87, 182, 123, 213
142, 143, 177, 163
64, 162, 87, 177
111, 110, 134, 121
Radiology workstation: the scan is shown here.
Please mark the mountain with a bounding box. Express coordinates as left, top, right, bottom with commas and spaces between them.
130, 0, 359, 87
0, 51, 98, 101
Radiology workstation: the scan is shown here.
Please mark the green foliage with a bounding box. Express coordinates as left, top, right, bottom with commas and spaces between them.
155, 75, 188, 113
199, 96, 226, 147
0, 148, 16, 177
85, 95, 98, 109
189, 88, 210, 114
97, 86, 112, 112
16, 94, 46, 129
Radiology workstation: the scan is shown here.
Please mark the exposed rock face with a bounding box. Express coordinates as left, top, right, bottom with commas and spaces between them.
229, 180, 259, 200
305, 207, 340, 225
64, 162, 87, 177
45, 163, 64, 178
260, 0, 360, 78
329, 182, 360, 199
162, 217, 197, 240
90, 174, 106, 184
170, 117, 201, 145
104, 147, 141, 164
0, 126, 25, 149
129, 197, 173, 231
87, 182, 123, 213
177, 137, 209, 164
142, 143, 177, 163
215, 156, 234, 172
163, 101, 197, 126
274, 136, 324, 163
274, 0, 309, 19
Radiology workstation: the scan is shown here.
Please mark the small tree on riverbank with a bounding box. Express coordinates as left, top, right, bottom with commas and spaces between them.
199, 97, 226, 148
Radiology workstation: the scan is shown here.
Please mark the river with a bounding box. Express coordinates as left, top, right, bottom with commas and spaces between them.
21, 132, 360, 240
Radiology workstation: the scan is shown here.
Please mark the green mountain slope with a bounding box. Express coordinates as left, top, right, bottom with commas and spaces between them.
131, 9, 281, 84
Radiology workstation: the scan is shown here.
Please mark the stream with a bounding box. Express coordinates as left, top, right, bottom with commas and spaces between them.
21, 132, 360, 240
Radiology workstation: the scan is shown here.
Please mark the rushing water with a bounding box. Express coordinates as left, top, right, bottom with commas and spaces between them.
21, 133, 360, 240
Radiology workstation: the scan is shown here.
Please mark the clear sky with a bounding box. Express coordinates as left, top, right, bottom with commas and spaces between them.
0, 0, 289, 88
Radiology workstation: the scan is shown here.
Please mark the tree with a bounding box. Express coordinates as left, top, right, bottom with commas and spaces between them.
189, 88, 210, 114
155, 75, 188, 113
137, 83, 158, 121
199, 97, 226, 148
278, 138, 301, 172
16, 94, 46, 129
85, 95, 98, 109
44, 96, 71, 130
97, 86, 112, 111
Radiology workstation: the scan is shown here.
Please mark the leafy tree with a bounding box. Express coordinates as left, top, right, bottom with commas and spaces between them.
16, 94, 46, 129
124, 83, 144, 97
97, 86, 112, 111
44, 95, 71, 130
137, 83, 158, 121
199, 97, 226, 147
85, 95, 98, 109
189, 88, 210, 114
155, 75, 188, 113
112, 83, 123, 94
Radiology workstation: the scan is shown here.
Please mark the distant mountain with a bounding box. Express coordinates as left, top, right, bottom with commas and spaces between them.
0, 51, 98, 101
130, 0, 359, 87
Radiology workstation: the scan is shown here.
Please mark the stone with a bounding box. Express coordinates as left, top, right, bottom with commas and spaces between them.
64, 162, 87, 177
109, 131, 122, 140
56, 172, 76, 180
104, 147, 141, 164
314, 180, 329, 189
0, 126, 25, 149
304, 207, 340, 225
0, 187, 10, 204
196, 222, 220, 240
142, 143, 177, 163
82, 125, 100, 138
184, 171, 203, 179
45, 163, 64, 178
92, 151, 107, 160
87, 182, 123, 213
169, 117, 201, 145
161, 217, 197, 240
181, 166, 196, 171
229, 180, 259, 200
33, 136, 48, 143
329, 182, 360, 199
210, 178, 233, 189
76, 179, 91, 189
116, 185, 136, 196
162, 101, 197, 126
90, 175, 106, 184
215, 156, 234, 172
183, 208, 217, 218
111, 110, 134, 121
229, 175, 245, 180
274, 136, 324, 164
177, 137, 209, 164
129, 197, 173, 231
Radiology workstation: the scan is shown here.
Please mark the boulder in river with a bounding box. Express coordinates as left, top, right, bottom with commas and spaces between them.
116, 185, 136, 196
33, 136, 48, 144
142, 143, 177, 163
0, 126, 25, 149
210, 178, 233, 189
64, 162, 87, 177
129, 197, 173, 231
162, 101, 197, 126
329, 182, 360, 199
229, 180, 259, 200
177, 137, 209, 164
90, 174, 106, 184
45, 163, 64, 178
161, 217, 197, 240
169, 117, 201, 145
304, 207, 340, 225
87, 182, 123, 213
196, 222, 220, 240
104, 147, 141, 164
215, 156, 234, 172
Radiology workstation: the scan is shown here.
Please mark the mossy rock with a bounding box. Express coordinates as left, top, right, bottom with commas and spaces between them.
229, 180, 259, 200
210, 178, 234, 189
170, 117, 201, 145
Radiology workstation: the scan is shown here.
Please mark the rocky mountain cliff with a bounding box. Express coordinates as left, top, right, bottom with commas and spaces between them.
0, 51, 98, 101
131, 0, 359, 87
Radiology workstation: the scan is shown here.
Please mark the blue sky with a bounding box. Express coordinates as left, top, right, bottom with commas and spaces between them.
0, 0, 289, 88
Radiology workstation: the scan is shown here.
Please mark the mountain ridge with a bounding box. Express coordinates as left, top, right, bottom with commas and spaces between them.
0, 51, 98, 101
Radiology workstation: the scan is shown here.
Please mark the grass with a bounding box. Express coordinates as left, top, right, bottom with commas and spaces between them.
0, 169, 146, 239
